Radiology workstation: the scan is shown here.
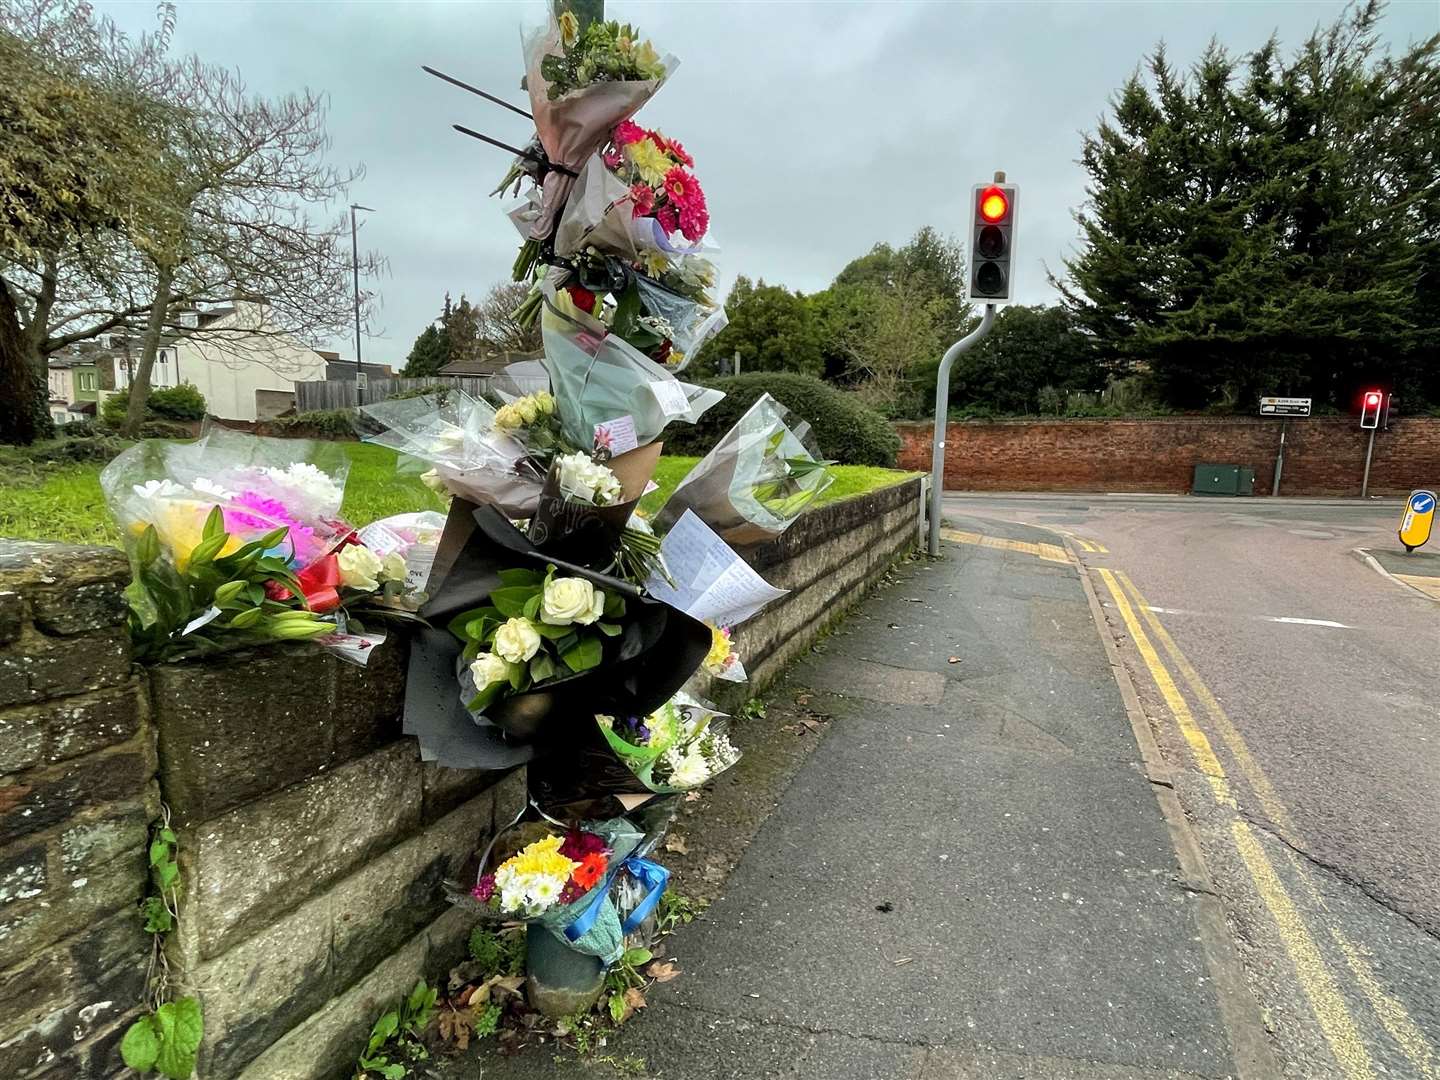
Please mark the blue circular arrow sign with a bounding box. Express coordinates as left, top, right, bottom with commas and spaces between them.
1412, 493, 1435, 514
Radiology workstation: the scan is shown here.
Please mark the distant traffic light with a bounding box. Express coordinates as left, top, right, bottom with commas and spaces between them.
968, 181, 1017, 303
1360, 390, 1384, 429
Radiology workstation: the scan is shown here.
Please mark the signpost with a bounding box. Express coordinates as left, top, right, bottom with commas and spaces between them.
1261, 396, 1310, 497
1259, 396, 1311, 417
1399, 489, 1436, 553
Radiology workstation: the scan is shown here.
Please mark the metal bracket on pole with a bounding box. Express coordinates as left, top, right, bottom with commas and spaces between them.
927, 304, 997, 556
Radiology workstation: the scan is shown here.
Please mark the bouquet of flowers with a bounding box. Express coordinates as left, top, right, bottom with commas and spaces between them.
357, 389, 548, 517
403, 504, 711, 769
596, 692, 741, 793
472, 828, 612, 918
101, 429, 417, 661
451, 563, 627, 715
702, 621, 746, 683
540, 290, 724, 452
655, 393, 835, 545
555, 121, 709, 260
510, 15, 676, 277
468, 815, 656, 963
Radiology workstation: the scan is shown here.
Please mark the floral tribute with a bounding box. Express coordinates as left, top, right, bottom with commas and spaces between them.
473, 830, 611, 917
100, 427, 430, 662
94, 7, 846, 1059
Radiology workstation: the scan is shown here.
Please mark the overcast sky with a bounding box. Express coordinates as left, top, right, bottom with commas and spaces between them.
99, 0, 1438, 365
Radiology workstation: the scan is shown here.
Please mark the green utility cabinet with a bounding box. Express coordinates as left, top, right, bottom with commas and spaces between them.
1193, 464, 1255, 496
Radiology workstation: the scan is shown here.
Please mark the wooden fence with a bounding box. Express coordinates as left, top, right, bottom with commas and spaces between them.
293, 375, 492, 412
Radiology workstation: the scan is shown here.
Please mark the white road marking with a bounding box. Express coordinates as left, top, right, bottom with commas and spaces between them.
1100, 601, 1353, 629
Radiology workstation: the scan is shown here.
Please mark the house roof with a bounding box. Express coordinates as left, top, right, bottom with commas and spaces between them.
438, 350, 539, 377
326, 360, 394, 381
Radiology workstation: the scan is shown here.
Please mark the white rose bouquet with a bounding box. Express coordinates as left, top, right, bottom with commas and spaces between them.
449, 563, 627, 714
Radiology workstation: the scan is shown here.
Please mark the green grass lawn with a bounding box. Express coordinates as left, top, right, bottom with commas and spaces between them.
0, 441, 917, 547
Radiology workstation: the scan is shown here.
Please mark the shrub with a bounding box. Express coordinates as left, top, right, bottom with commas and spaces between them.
139, 420, 195, 440
666, 373, 901, 466
268, 408, 358, 439
102, 382, 208, 424
149, 383, 207, 420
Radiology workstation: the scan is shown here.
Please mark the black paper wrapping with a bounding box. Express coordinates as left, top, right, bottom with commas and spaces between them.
402, 498, 710, 770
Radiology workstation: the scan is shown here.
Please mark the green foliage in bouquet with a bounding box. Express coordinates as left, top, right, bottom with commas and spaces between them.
449, 565, 626, 712
126, 506, 332, 662
540, 19, 666, 100
749, 430, 836, 517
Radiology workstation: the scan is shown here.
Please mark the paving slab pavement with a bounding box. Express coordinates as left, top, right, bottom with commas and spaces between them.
463, 519, 1259, 1079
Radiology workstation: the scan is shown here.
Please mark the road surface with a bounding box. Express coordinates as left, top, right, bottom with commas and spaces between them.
946, 492, 1440, 1080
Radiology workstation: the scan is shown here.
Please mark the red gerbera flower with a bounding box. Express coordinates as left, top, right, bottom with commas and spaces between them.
571, 851, 609, 890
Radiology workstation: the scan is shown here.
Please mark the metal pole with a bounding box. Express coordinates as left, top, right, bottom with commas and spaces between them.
927, 304, 997, 556
350, 207, 362, 405
1361, 427, 1377, 498
1272, 420, 1287, 496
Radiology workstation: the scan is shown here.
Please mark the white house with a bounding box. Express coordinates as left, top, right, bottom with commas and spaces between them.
107, 299, 328, 421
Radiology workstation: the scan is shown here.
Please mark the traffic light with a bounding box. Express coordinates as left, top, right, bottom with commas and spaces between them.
1360, 390, 1383, 429
967, 182, 1018, 303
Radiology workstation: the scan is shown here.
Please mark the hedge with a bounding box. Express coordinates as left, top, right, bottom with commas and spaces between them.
101, 382, 207, 424
665, 373, 901, 467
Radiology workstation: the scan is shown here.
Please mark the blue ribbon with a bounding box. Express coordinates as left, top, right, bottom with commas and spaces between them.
563, 856, 670, 943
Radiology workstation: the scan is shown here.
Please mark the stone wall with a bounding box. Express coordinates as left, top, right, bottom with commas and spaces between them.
708, 478, 923, 708
0, 477, 922, 1079
0, 542, 522, 1080
0, 542, 155, 1080
896, 417, 1440, 496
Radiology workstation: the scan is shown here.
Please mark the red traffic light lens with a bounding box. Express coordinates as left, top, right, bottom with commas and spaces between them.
1365, 392, 1381, 406
979, 186, 1009, 223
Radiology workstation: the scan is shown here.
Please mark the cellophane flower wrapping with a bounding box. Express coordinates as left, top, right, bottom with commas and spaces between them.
554, 154, 718, 263
473, 816, 644, 962
596, 692, 740, 794
522, 19, 676, 243
654, 393, 835, 545
101, 426, 353, 573
540, 291, 724, 450
357, 389, 546, 517
355, 510, 448, 595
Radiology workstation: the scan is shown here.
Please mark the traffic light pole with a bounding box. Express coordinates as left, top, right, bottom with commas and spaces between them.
927, 304, 997, 556
1361, 427, 1377, 499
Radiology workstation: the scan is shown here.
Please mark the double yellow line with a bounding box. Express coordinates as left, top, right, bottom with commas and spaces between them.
1096, 568, 1438, 1080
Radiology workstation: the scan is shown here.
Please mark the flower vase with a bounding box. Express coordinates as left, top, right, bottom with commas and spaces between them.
524, 923, 605, 1018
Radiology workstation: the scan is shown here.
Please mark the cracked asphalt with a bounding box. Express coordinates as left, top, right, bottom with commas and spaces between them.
950, 493, 1440, 1080
463, 519, 1248, 1079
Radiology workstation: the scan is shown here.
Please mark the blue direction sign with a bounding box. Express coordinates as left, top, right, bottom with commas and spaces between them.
1399, 489, 1436, 551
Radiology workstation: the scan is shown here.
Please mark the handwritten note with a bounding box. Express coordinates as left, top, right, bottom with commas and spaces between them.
644, 511, 787, 626
356, 522, 407, 557
595, 414, 639, 456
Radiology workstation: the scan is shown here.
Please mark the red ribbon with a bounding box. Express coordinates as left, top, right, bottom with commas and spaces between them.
296, 553, 342, 613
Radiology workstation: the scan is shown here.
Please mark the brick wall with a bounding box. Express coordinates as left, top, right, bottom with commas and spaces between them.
896, 417, 1440, 496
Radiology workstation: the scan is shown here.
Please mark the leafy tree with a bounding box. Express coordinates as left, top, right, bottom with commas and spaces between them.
946, 305, 1106, 414
401, 323, 449, 378
1057, 2, 1440, 410
475, 281, 542, 353
706, 276, 823, 376
0, 0, 174, 443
